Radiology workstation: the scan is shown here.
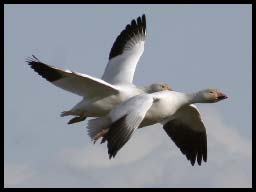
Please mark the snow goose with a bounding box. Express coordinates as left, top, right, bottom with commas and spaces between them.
87, 89, 228, 166
27, 14, 171, 124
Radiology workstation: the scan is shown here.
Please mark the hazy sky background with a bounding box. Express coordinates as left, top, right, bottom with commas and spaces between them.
4, 4, 252, 188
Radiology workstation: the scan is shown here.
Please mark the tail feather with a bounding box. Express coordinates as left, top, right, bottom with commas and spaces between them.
87, 116, 110, 140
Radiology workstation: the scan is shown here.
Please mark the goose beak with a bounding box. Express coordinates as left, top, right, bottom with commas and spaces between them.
166, 86, 172, 91
217, 92, 228, 101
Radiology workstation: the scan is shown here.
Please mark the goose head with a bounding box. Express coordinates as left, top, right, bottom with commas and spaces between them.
196, 89, 228, 103
147, 83, 172, 93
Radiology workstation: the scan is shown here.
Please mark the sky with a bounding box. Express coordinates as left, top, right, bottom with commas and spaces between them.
4, 4, 252, 188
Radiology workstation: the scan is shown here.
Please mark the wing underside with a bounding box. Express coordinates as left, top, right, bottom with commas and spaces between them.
102, 14, 146, 85
27, 55, 119, 98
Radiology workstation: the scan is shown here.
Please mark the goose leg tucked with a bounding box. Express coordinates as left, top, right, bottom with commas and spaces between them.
68, 116, 87, 124
92, 129, 109, 144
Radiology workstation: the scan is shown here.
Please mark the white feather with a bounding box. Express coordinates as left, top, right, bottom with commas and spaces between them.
102, 41, 145, 85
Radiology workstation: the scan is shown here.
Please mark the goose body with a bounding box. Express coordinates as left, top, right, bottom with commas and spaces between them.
70, 85, 145, 117
141, 91, 188, 127
88, 89, 228, 165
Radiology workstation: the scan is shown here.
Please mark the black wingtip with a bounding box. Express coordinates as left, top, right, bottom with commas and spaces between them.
163, 119, 207, 167
197, 157, 202, 166
108, 147, 118, 159
142, 14, 146, 21
142, 14, 146, 29
32, 54, 40, 60
191, 161, 195, 166
108, 14, 147, 60
108, 153, 116, 159
26, 55, 42, 68
203, 152, 207, 162
27, 55, 63, 82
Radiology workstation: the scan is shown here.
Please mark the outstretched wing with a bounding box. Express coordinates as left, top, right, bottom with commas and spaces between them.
101, 14, 146, 85
162, 104, 207, 166
106, 94, 153, 158
27, 55, 119, 98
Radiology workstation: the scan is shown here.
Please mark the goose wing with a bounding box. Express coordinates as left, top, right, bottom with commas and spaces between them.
27, 55, 119, 98
106, 94, 154, 158
162, 104, 207, 166
101, 14, 146, 85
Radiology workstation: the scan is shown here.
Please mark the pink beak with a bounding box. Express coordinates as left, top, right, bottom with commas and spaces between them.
217, 92, 228, 100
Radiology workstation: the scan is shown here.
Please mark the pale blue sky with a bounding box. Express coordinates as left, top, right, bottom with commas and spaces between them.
5, 4, 251, 188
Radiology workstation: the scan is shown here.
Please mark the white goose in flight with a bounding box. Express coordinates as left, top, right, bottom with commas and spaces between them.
27, 15, 171, 124
87, 89, 228, 166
